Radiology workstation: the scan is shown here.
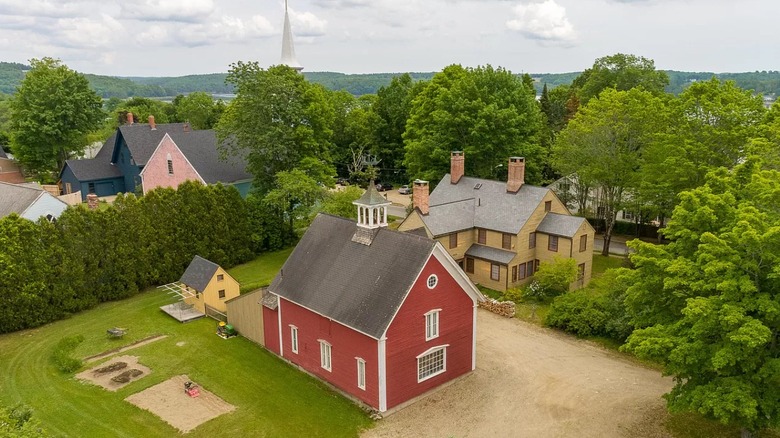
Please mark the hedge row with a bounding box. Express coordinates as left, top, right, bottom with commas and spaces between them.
0, 181, 293, 334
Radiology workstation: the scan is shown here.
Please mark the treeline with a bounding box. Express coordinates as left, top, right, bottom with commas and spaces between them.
0, 182, 293, 334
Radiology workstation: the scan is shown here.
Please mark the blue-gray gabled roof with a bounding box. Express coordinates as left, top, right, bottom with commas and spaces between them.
114, 123, 251, 184
270, 214, 437, 339
465, 244, 517, 265
179, 255, 220, 293
536, 212, 586, 238
422, 174, 549, 236
60, 134, 123, 182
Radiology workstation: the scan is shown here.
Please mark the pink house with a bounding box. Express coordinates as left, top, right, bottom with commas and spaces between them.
262, 185, 483, 413
139, 133, 205, 193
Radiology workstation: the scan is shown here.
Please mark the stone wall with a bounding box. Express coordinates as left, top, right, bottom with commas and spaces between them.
478, 298, 516, 318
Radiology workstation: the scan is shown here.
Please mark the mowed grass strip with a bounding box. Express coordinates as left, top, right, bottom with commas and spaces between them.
0, 249, 371, 437
230, 247, 295, 293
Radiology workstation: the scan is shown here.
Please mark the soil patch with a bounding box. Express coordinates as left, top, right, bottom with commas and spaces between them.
125, 375, 236, 433
84, 335, 167, 363
76, 355, 150, 392
362, 309, 673, 438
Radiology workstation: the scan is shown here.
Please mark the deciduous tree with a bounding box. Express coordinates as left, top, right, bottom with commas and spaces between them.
576, 53, 669, 104
9, 58, 103, 178
216, 62, 334, 194
623, 158, 780, 437
404, 64, 543, 183
553, 88, 667, 255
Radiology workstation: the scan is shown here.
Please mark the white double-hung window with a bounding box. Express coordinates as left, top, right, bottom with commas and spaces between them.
425, 309, 440, 341
319, 340, 332, 371
290, 325, 298, 354
356, 358, 366, 390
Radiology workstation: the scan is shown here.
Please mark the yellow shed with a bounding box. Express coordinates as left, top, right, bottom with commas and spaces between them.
179, 255, 240, 315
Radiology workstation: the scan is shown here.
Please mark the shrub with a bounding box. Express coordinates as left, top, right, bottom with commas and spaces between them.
544, 269, 633, 341
50, 335, 84, 373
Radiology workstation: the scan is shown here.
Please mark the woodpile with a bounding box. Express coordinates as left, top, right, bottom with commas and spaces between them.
479, 298, 516, 318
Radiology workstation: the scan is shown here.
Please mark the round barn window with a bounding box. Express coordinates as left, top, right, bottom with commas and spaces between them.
427, 274, 438, 289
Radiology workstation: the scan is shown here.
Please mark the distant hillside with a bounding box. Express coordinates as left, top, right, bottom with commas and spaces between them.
1, 61, 778, 99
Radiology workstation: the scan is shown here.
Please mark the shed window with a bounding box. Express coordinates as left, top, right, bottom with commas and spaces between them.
320, 340, 332, 371
449, 233, 458, 249
466, 258, 474, 274
580, 235, 587, 252
529, 232, 536, 249
417, 346, 447, 382
491, 263, 500, 281
217, 274, 224, 281
356, 358, 366, 390
502, 233, 512, 250
548, 235, 559, 252
290, 326, 299, 354
478, 229, 486, 245
425, 310, 440, 341
218, 289, 226, 299
545, 201, 552, 212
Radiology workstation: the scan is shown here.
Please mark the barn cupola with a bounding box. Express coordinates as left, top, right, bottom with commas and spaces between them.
351, 181, 391, 245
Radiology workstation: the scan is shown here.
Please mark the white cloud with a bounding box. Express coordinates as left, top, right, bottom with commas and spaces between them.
0, 0, 97, 18
290, 9, 327, 37
56, 14, 124, 49
506, 0, 577, 46
169, 14, 275, 47
120, 0, 215, 23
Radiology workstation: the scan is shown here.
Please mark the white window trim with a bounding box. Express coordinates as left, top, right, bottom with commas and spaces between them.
426, 274, 438, 289
290, 325, 298, 354
319, 340, 332, 372
416, 345, 448, 383
356, 357, 366, 390
424, 309, 441, 341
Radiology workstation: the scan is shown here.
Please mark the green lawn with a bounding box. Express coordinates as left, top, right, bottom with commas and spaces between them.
591, 254, 626, 275
229, 247, 294, 292
0, 250, 371, 437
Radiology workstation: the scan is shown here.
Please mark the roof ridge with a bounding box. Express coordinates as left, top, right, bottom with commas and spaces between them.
0, 181, 43, 192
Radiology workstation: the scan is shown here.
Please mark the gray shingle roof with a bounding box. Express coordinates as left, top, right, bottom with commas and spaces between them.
422, 199, 475, 236
270, 214, 436, 339
536, 213, 586, 238
61, 133, 122, 181
422, 174, 549, 235
179, 255, 220, 293
465, 244, 517, 265
117, 123, 251, 184
0, 182, 44, 218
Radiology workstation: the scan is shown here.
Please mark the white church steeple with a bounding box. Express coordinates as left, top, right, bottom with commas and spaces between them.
280, 0, 303, 72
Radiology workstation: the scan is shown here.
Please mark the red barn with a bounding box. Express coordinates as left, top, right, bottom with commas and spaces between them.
263, 186, 483, 413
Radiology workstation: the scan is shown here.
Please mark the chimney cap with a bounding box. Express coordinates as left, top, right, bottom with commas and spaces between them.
451, 151, 464, 156
509, 156, 525, 162
413, 179, 429, 185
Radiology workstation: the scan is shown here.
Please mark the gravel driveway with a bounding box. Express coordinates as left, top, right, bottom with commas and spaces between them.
363, 309, 672, 438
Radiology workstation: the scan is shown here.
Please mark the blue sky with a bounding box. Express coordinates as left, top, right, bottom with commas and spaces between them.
0, 0, 777, 76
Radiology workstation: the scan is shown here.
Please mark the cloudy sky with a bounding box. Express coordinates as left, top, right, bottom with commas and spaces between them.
0, 0, 777, 77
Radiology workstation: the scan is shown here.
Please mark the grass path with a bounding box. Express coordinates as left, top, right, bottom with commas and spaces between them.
0, 249, 371, 437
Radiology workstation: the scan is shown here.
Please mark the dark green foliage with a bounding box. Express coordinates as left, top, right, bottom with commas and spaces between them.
0, 182, 275, 334
9, 58, 104, 178
404, 64, 543, 184
545, 270, 633, 340
50, 335, 84, 373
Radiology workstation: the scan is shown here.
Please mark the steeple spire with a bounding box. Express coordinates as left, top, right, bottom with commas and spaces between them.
281, 0, 303, 72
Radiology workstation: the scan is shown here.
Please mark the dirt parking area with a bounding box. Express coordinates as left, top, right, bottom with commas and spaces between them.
363, 309, 672, 438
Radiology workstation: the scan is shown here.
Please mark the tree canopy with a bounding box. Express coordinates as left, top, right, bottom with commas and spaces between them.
9, 58, 103, 179
553, 88, 667, 254
623, 159, 780, 436
575, 53, 670, 104
216, 62, 334, 194
404, 64, 543, 184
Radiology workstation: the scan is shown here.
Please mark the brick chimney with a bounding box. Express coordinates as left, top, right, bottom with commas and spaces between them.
413, 179, 429, 215
87, 193, 99, 210
126, 112, 134, 125
507, 157, 525, 193
148, 115, 156, 130
183, 122, 190, 133
451, 151, 464, 184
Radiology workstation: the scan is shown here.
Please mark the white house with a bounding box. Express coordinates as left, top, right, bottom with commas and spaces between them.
0, 182, 69, 221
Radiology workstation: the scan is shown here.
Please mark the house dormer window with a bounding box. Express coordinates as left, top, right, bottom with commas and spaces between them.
167, 153, 174, 175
